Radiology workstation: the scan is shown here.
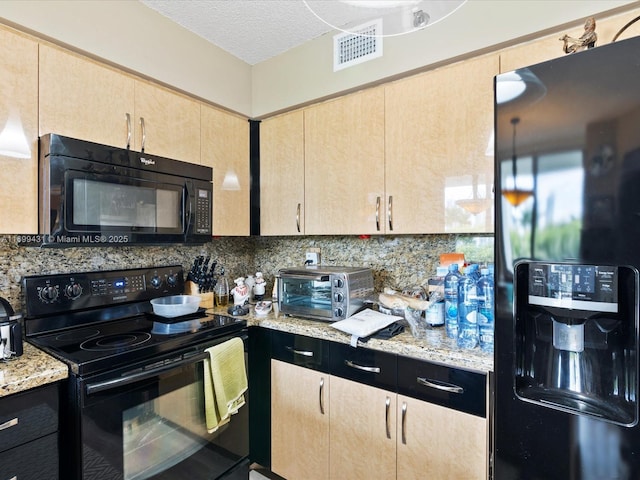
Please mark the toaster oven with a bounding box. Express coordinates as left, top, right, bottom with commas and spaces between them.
277, 266, 374, 321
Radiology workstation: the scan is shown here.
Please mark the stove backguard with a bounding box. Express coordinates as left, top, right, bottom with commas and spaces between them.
514, 261, 639, 426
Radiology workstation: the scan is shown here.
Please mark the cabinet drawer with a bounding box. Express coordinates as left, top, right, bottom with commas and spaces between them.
0, 431, 58, 480
0, 383, 59, 451
271, 331, 330, 372
329, 342, 396, 391
397, 356, 486, 417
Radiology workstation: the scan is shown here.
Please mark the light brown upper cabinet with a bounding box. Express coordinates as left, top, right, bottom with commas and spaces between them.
0, 25, 39, 234
260, 110, 305, 235
201, 104, 250, 236
133, 79, 201, 164
385, 54, 498, 234
39, 44, 135, 150
40, 44, 201, 164
304, 87, 385, 235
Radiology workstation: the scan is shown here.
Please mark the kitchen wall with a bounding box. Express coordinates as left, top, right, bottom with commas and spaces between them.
0, 233, 489, 314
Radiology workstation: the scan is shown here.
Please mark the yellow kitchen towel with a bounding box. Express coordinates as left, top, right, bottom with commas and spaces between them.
203, 337, 248, 433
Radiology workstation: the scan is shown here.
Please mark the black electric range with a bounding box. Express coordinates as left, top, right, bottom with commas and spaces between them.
23, 265, 246, 375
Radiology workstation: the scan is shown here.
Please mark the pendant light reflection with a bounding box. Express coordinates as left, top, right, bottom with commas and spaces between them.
0, 112, 31, 159
496, 68, 546, 105
222, 170, 241, 191
456, 175, 492, 215
502, 117, 533, 207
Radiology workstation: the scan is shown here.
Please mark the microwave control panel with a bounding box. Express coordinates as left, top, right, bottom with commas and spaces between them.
194, 187, 212, 234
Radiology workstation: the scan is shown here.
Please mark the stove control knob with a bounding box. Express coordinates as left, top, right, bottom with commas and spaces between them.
167, 273, 178, 287
64, 283, 83, 299
39, 285, 59, 303
150, 275, 163, 288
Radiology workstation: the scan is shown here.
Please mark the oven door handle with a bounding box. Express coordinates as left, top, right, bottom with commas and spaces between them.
86, 351, 211, 395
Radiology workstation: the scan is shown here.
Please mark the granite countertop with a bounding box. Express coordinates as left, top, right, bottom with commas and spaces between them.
4, 302, 492, 397
0, 342, 68, 398
210, 304, 494, 374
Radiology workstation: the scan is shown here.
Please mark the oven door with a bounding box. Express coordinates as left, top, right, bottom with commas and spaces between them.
278, 273, 334, 321
76, 334, 249, 480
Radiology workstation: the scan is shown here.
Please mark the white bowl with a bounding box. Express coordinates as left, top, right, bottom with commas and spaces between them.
150, 295, 201, 318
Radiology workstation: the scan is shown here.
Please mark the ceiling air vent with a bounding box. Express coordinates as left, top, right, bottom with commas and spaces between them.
333, 19, 383, 72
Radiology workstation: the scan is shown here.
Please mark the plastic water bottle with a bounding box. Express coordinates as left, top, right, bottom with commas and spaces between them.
426, 266, 447, 327
477, 268, 494, 353
457, 271, 479, 349
444, 264, 462, 338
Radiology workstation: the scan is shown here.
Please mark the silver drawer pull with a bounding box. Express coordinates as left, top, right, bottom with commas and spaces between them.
401, 402, 407, 445
417, 377, 464, 394
319, 377, 325, 415
285, 346, 313, 357
385, 397, 391, 439
7, 476, 17, 480
345, 360, 380, 373
125, 112, 132, 149
0, 417, 18, 431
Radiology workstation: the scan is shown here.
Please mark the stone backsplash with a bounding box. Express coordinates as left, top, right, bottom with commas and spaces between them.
0, 234, 492, 314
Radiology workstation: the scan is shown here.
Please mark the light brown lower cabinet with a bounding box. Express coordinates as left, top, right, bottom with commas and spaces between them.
396, 395, 487, 480
270, 358, 488, 480
271, 359, 329, 480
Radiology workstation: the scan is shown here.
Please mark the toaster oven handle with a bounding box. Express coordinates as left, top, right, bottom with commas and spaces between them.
282, 274, 330, 282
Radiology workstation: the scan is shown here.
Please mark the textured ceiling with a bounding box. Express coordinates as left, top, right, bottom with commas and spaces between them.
139, 0, 466, 65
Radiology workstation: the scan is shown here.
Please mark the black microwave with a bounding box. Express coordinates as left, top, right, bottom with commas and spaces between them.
29, 134, 212, 247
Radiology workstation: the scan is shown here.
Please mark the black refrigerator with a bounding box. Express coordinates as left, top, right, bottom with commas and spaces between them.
494, 35, 640, 480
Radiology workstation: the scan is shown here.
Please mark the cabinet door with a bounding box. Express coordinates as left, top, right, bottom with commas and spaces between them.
201, 104, 249, 236
396, 395, 487, 480
304, 88, 385, 235
385, 55, 497, 234
271, 360, 330, 480
39, 44, 134, 149
329, 376, 396, 479
260, 110, 305, 235
0, 26, 38, 233
134, 80, 201, 164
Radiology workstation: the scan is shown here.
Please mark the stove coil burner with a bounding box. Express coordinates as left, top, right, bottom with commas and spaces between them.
56, 329, 101, 343
80, 332, 152, 351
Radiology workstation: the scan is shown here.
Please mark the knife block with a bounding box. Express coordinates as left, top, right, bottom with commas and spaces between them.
185, 281, 214, 309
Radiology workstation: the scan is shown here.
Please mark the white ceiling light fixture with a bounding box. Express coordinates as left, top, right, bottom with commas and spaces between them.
303, 0, 467, 38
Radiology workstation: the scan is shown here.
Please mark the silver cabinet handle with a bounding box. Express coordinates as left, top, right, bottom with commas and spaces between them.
140, 117, 146, 152
7, 476, 17, 480
388, 196, 393, 231
401, 401, 407, 445
0, 417, 18, 431
385, 397, 391, 439
345, 359, 380, 373
285, 345, 313, 357
375, 196, 381, 231
125, 113, 132, 149
417, 377, 464, 394
319, 377, 325, 415
296, 203, 301, 233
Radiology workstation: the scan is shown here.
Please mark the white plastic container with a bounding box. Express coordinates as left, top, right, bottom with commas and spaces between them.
150, 295, 201, 317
